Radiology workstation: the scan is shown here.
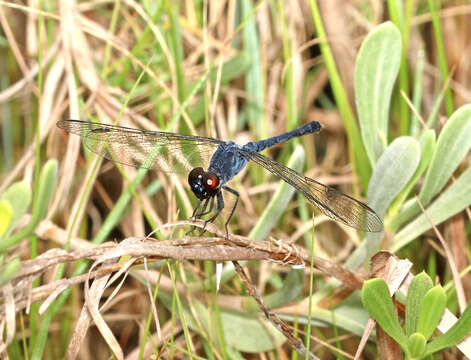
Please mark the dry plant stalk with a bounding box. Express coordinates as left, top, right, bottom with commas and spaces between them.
0, 219, 366, 359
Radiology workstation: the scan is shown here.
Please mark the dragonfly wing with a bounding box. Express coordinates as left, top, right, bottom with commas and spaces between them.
57, 120, 223, 175
236, 148, 383, 232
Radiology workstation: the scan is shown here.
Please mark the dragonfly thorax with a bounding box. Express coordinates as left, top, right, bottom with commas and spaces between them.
188, 167, 220, 200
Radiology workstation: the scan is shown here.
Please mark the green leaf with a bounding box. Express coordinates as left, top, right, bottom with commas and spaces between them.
0, 160, 58, 253
417, 285, 446, 340
346, 137, 420, 269
220, 308, 286, 352
355, 21, 402, 165
31, 159, 58, 225
242, 269, 304, 311
0, 200, 12, 237
367, 137, 420, 218
425, 301, 471, 355
0, 181, 32, 232
362, 278, 408, 347
158, 292, 286, 353
392, 165, 471, 252
394, 105, 471, 231
389, 129, 436, 220
407, 332, 426, 358
406, 272, 433, 337
420, 104, 471, 205
0, 257, 20, 286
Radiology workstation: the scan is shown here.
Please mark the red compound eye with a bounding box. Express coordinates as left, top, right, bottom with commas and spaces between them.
203, 172, 219, 190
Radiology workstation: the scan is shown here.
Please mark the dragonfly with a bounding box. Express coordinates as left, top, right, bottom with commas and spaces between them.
57, 120, 383, 234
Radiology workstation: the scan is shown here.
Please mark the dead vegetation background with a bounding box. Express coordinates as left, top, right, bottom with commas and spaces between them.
0, 0, 471, 359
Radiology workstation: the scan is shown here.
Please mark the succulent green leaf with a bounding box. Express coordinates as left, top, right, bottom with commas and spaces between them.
368, 137, 420, 218
406, 272, 433, 337
425, 301, 471, 355
355, 21, 402, 165
392, 165, 471, 252
362, 278, 407, 347
346, 137, 419, 268
0, 160, 58, 253
417, 285, 446, 340
0, 181, 32, 232
420, 104, 471, 205
0, 200, 12, 238
407, 332, 426, 358
389, 129, 436, 221
391, 105, 471, 232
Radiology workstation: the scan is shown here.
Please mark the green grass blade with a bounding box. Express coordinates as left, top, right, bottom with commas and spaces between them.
427, 0, 454, 116
241, 0, 266, 138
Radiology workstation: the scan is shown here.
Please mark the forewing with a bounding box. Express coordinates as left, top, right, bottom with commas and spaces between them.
57, 120, 222, 174
236, 148, 383, 232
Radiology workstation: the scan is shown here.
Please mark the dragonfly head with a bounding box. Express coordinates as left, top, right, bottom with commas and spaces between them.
188, 167, 220, 200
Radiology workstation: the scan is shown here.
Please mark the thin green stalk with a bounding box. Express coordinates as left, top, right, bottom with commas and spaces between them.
30, 0, 44, 355
166, 0, 185, 103
241, 0, 266, 140
428, 0, 454, 116
305, 220, 316, 359
101, 0, 121, 78
388, 0, 411, 135
138, 264, 164, 359
169, 263, 193, 359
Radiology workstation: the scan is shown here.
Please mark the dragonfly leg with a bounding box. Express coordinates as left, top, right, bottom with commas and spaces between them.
190, 199, 204, 220
196, 196, 214, 218
196, 197, 216, 236
187, 199, 207, 236
222, 185, 239, 237
201, 191, 225, 234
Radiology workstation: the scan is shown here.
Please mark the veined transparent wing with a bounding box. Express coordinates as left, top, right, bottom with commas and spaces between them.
57, 120, 223, 175
236, 148, 383, 232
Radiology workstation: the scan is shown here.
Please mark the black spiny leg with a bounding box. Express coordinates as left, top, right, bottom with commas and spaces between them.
187, 198, 208, 236
191, 199, 204, 220
202, 191, 225, 233
222, 185, 239, 237
196, 196, 215, 235
197, 196, 215, 218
